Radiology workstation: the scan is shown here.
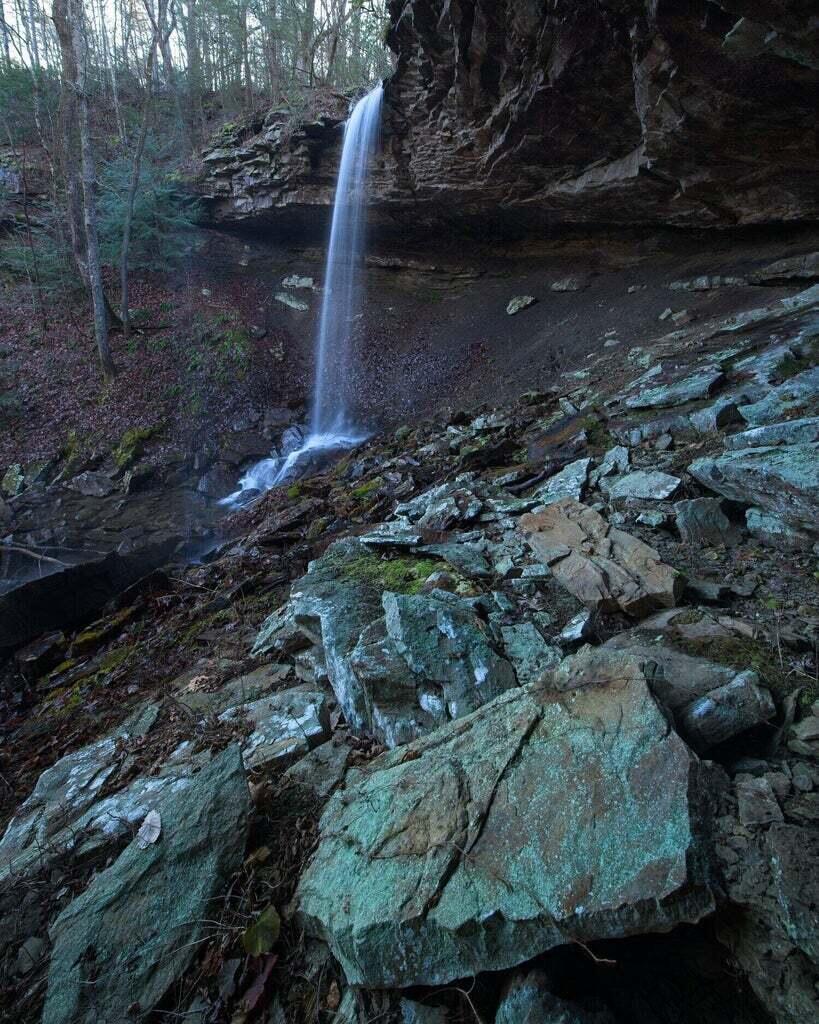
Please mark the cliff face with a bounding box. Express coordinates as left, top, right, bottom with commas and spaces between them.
200, 0, 818, 232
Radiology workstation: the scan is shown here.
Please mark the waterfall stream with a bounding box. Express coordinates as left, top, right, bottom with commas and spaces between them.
223, 84, 384, 505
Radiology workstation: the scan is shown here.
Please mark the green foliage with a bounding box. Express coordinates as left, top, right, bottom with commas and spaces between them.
97, 149, 201, 272
0, 209, 76, 294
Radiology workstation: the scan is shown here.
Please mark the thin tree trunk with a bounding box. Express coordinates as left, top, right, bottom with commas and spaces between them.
0, 1, 11, 64
53, 0, 116, 381
121, 21, 160, 335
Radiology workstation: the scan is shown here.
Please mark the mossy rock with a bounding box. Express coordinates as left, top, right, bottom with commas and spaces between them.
326, 550, 450, 597
113, 425, 159, 470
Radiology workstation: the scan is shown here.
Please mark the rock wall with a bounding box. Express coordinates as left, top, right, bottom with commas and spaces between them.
199, 0, 818, 233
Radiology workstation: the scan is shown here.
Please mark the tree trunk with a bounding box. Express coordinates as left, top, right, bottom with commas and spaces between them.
53, 0, 116, 381
121, 21, 160, 335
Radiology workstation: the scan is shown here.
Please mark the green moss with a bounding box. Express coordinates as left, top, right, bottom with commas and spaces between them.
306, 516, 330, 542
672, 634, 807, 705
113, 425, 158, 469
351, 477, 382, 501
580, 415, 614, 450
286, 483, 303, 499
774, 337, 819, 383
329, 552, 449, 596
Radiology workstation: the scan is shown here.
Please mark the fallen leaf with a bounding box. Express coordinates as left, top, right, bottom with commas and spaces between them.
244, 845, 271, 869
241, 905, 281, 956
136, 810, 161, 849
326, 980, 341, 1011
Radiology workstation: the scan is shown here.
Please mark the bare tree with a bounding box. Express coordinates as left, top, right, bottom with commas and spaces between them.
52, 0, 116, 381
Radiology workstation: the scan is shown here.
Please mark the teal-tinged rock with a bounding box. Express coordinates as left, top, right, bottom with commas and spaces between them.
43, 746, 250, 1024
296, 648, 718, 988
689, 443, 819, 534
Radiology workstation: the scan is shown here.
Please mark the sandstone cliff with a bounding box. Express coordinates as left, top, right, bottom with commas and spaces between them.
199, 0, 818, 233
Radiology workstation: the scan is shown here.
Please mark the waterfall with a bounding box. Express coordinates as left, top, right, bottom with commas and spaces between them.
312, 83, 383, 435
222, 83, 383, 505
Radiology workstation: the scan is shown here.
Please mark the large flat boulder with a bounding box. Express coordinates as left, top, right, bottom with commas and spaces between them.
689, 444, 819, 534
296, 648, 720, 988
519, 498, 682, 618
43, 745, 250, 1024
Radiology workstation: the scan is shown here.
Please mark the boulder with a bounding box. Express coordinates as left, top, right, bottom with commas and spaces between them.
66, 471, 116, 498
688, 444, 819, 534
519, 499, 683, 618
675, 498, 741, 548
506, 296, 537, 315
746, 508, 814, 552
495, 970, 615, 1024
624, 367, 724, 411
296, 648, 720, 988
532, 457, 591, 506
718, 822, 819, 1023
43, 746, 250, 1024
253, 538, 516, 747
605, 470, 680, 501
499, 623, 561, 685
675, 672, 775, 753
738, 367, 819, 426
725, 417, 819, 451
219, 683, 332, 769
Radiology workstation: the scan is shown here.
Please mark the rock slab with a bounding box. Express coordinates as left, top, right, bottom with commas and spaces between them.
519, 498, 682, 618
296, 649, 717, 988
43, 745, 250, 1024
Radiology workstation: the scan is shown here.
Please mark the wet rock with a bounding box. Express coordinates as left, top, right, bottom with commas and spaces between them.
283, 740, 350, 800
15, 935, 45, 976
197, 461, 238, 497
255, 539, 515, 747
274, 290, 310, 312
589, 445, 629, 487
507, 295, 537, 316
746, 508, 814, 552
520, 499, 682, 618
606, 470, 681, 501
296, 648, 720, 988
737, 776, 784, 826
726, 417, 819, 450
1, 463, 23, 496
689, 397, 743, 434
719, 823, 819, 1024
738, 367, 819, 426
0, 538, 182, 648
689, 444, 819, 534
748, 251, 819, 285
675, 672, 775, 753
551, 276, 588, 292
675, 498, 741, 548
219, 683, 332, 769
43, 746, 250, 1024
500, 623, 561, 685
559, 609, 593, 646
66, 470, 115, 498
496, 969, 615, 1024
531, 457, 591, 506
624, 367, 724, 411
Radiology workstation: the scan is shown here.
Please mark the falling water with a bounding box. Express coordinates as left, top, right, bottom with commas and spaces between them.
222, 84, 383, 505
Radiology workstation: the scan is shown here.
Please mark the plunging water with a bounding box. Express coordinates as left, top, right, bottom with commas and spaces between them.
222, 84, 383, 505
